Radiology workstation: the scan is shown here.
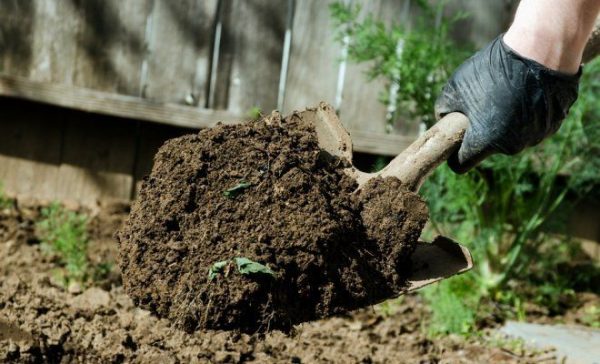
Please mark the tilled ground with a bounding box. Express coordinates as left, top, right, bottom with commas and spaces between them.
0, 200, 596, 363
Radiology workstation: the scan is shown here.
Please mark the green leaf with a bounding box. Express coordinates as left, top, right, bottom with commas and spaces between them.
234, 257, 275, 277
208, 260, 229, 281
223, 181, 252, 199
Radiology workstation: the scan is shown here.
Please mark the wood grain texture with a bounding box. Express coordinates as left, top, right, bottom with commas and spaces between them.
0, 99, 63, 201
143, 0, 218, 105
0, 0, 35, 77
28, 0, 79, 83
348, 129, 414, 157
0, 75, 244, 129
54, 114, 138, 204
213, 0, 286, 114
0, 75, 413, 156
282, 0, 342, 114
339, 0, 408, 135
70, 0, 152, 95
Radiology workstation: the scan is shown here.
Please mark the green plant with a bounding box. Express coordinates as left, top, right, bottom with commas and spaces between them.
422, 274, 479, 335
420, 58, 600, 334
373, 297, 404, 317
330, 0, 600, 336
247, 106, 262, 120
580, 305, 600, 328
370, 156, 390, 173
37, 202, 90, 284
330, 0, 470, 128
0, 182, 13, 210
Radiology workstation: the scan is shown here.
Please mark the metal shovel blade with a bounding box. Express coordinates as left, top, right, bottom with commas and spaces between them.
405, 237, 473, 292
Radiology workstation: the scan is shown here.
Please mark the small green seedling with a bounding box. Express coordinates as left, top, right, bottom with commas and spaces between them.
0, 182, 13, 210
223, 181, 252, 199
247, 106, 262, 119
234, 257, 275, 277
208, 260, 229, 281
37, 202, 89, 284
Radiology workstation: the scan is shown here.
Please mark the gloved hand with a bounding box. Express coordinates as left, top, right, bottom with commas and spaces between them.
435, 35, 581, 174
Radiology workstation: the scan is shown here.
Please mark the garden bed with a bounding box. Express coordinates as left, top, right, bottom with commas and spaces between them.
0, 199, 597, 363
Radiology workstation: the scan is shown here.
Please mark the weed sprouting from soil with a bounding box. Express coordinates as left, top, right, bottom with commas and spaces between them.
0, 183, 13, 210
37, 202, 90, 285
247, 106, 262, 120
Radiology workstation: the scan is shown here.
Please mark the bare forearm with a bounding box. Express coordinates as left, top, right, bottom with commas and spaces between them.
504, 0, 600, 74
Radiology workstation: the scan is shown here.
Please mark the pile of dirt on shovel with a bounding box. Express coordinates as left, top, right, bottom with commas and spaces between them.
116, 108, 428, 333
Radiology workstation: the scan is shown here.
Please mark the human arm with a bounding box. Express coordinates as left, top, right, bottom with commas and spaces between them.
504, 0, 600, 74
435, 0, 600, 174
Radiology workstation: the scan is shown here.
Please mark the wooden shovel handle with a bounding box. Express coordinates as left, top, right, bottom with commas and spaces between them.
582, 16, 600, 63
378, 113, 469, 192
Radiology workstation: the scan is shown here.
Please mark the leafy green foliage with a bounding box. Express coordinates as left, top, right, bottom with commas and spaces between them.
37, 203, 90, 284
373, 297, 404, 317
421, 58, 600, 334
208, 260, 229, 281
580, 305, 600, 328
247, 106, 262, 120
223, 181, 252, 199
330, 0, 471, 127
423, 275, 478, 335
0, 182, 13, 210
370, 156, 390, 173
234, 257, 275, 277
330, 0, 600, 336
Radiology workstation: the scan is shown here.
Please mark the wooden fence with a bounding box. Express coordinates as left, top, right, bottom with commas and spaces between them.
0, 0, 516, 205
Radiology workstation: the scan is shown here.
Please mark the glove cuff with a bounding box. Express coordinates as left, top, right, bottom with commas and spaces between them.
498, 34, 582, 82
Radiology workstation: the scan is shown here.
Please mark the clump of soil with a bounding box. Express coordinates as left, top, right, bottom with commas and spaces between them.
116, 109, 428, 333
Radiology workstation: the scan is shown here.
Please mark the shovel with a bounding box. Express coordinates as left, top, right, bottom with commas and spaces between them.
301, 26, 600, 293
301, 103, 473, 293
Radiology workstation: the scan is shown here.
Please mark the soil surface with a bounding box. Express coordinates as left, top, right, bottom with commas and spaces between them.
117, 110, 428, 333
1, 200, 596, 363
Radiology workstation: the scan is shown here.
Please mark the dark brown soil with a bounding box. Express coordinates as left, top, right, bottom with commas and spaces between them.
0, 199, 590, 363
117, 110, 428, 333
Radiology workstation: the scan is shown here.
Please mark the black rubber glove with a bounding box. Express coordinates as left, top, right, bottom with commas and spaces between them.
435, 35, 581, 174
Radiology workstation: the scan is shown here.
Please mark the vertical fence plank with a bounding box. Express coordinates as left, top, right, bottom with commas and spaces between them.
55, 114, 138, 204
0, 0, 35, 77
27, 0, 79, 83
339, 0, 409, 135
212, 0, 286, 115
143, 0, 218, 105
0, 99, 63, 201
282, 0, 341, 114
69, 0, 152, 95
